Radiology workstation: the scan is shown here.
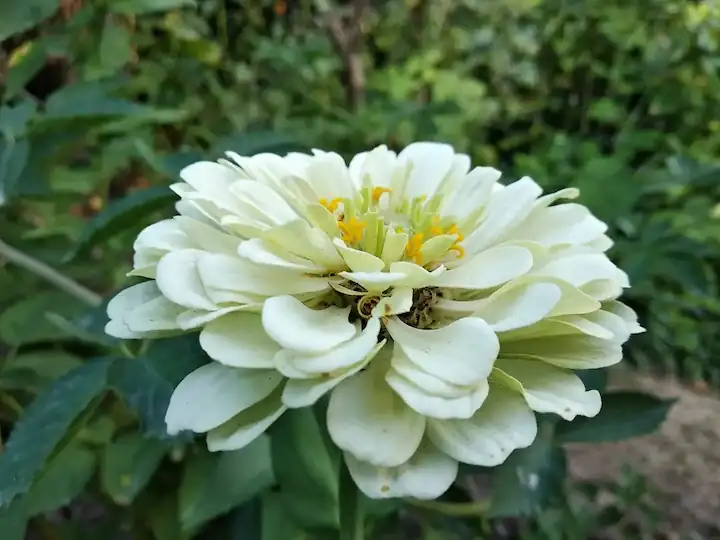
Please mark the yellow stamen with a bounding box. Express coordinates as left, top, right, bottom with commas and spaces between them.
446, 224, 464, 241
338, 216, 366, 245
319, 197, 343, 213
371, 187, 392, 202
405, 233, 425, 265
450, 244, 465, 259
429, 226, 444, 236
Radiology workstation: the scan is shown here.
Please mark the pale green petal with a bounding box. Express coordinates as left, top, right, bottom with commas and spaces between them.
200, 312, 279, 368
499, 333, 622, 369
433, 245, 533, 290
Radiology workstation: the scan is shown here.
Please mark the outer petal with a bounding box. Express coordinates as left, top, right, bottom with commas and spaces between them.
327, 364, 425, 468
472, 281, 562, 332
427, 386, 537, 466
492, 358, 601, 420
499, 334, 622, 369
206, 389, 286, 451
506, 203, 607, 247
165, 364, 283, 435
398, 142, 456, 200
345, 440, 458, 500
125, 296, 185, 332
262, 296, 355, 353
200, 312, 280, 368
433, 245, 533, 290
237, 238, 326, 273
156, 249, 216, 310
386, 317, 498, 386
602, 300, 645, 334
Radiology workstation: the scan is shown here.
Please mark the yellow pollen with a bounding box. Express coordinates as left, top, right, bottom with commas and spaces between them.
338, 216, 366, 245
371, 187, 392, 202
446, 224, 464, 241
429, 225, 444, 236
319, 197, 342, 213
405, 233, 425, 264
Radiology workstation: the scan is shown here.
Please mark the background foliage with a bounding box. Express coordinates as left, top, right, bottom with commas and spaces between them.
0, 0, 717, 538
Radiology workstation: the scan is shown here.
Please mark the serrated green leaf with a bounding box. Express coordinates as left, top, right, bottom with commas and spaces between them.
0, 0, 58, 41
65, 186, 174, 261
0, 291, 87, 346
555, 391, 674, 444
179, 436, 274, 532
23, 442, 96, 515
101, 435, 169, 505
109, 0, 197, 15
270, 408, 340, 529
109, 335, 207, 438
489, 427, 566, 518
0, 358, 113, 508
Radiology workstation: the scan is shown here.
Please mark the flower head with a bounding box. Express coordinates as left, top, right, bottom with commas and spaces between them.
107, 142, 642, 499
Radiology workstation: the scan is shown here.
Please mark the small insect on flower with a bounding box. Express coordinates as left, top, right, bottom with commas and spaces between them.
106, 142, 643, 500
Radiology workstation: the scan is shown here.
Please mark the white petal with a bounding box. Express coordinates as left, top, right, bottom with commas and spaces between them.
107, 281, 161, 321
602, 300, 645, 334
237, 238, 325, 273
387, 262, 446, 288
200, 312, 280, 368
263, 219, 345, 269
473, 281, 562, 332
533, 253, 623, 291
282, 339, 386, 408
499, 334, 622, 369
380, 229, 409, 265
386, 317, 498, 386
507, 203, 607, 247
262, 295, 355, 353
372, 287, 413, 318
198, 253, 329, 298
498, 315, 614, 342
327, 365, 426, 467
230, 180, 298, 226
156, 249, 216, 310
492, 359, 601, 420
207, 390, 286, 451
427, 386, 537, 466
176, 305, 258, 330
398, 142, 456, 199
434, 245, 533, 289
339, 271, 406, 293
334, 238, 385, 272
175, 216, 240, 254
179, 161, 244, 214
165, 364, 283, 434
345, 440, 458, 500
126, 296, 184, 332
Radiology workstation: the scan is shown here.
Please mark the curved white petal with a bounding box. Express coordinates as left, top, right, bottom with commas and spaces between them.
434, 245, 533, 290
206, 390, 286, 451
175, 216, 240, 254
472, 281, 562, 332
388, 262, 446, 289
492, 358, 602, 420
339, 271, 406, 293
372, 287, 413, 318
499, 333, 622, 369
602, 300, 645, 334
345, 440, 458, 500
508, 203, 607, 247
334, 238, 385, 272
427, 386, 537, 466
165, 364, 283, 434
125, 296, 184, 332
176, 305, 258, 330
386, 317, 498, 386
156, 249, 216, 310
398, 142, 456, 200
237, 238, 325, 273
327, 365, 425, 467
262, 295, 355, 353
200, 312, 280, 368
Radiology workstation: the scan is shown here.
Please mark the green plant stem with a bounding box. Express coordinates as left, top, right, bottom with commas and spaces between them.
407, 498, 490, 517
338, 461, 364, 540
0, 239, 102, 307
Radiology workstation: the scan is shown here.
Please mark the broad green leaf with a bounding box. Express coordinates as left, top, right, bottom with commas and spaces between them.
4, 42, 47, 99
179, 436, 274, 532
3, 350, 83, 382
96, 21, 134, 78
0, 139, 29, 202
575, 369, 608, 393
109, 335, 207, 438
0, 500, 27, 540
146, 493, 186, 540
0, 358, 113, 508
0, 291, 87, 346
270, 408, 340, 529
261, 493, 307, 540
489, 426, 566, 518
23, 442, 96, 516
213, 131, 306, 158
205, 500, 262, 540
555, 391, 674, 444
43, 80, 148, 120
0, 0, 58, 41
574, 158, 641, 223
101, 435, 170, 505
110, 0, 197, 15
0, 101, 37, 136
65, 186, 175, 261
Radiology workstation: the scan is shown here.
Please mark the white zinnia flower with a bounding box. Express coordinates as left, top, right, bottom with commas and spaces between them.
106, 142, 642, 500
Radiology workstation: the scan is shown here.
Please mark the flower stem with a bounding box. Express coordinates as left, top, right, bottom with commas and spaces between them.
0, 239, 102, 307
407, 498, 490, 517
338, 461, 364, 540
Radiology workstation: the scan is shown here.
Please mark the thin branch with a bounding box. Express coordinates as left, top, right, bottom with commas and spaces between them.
0, 239, 102, 307
314, 0, 368, 111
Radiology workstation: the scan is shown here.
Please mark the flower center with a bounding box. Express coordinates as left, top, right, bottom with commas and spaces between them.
318, 188, 465, 268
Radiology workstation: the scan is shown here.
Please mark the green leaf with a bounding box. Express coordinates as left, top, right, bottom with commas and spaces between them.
0, 101, 37, 136
0, 291, 87, 346
0, 139, 29, 202
65, 186, 174, 261
213, 131, 306, 158
0, 500, 27, 540
23, 442, 96, 515
109, 335, 207, 438
88, 20, 134, 79
109, 0, 197, 15
574, 157, 641, 223
101, 435, 170, 505
489, 427, 566, 518
261, 493, 307, 540
4, 350, 83, 381
0, 358, 113, 508
555, 391, 674, 444
270, 408, 340, 529
179, 436, 274, 532
4, 42, 47, 99
0, 0, 58, 41
43, 79, 148, 120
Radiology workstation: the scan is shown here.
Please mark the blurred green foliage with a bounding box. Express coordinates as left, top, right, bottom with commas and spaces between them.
0, 0, 716, 538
